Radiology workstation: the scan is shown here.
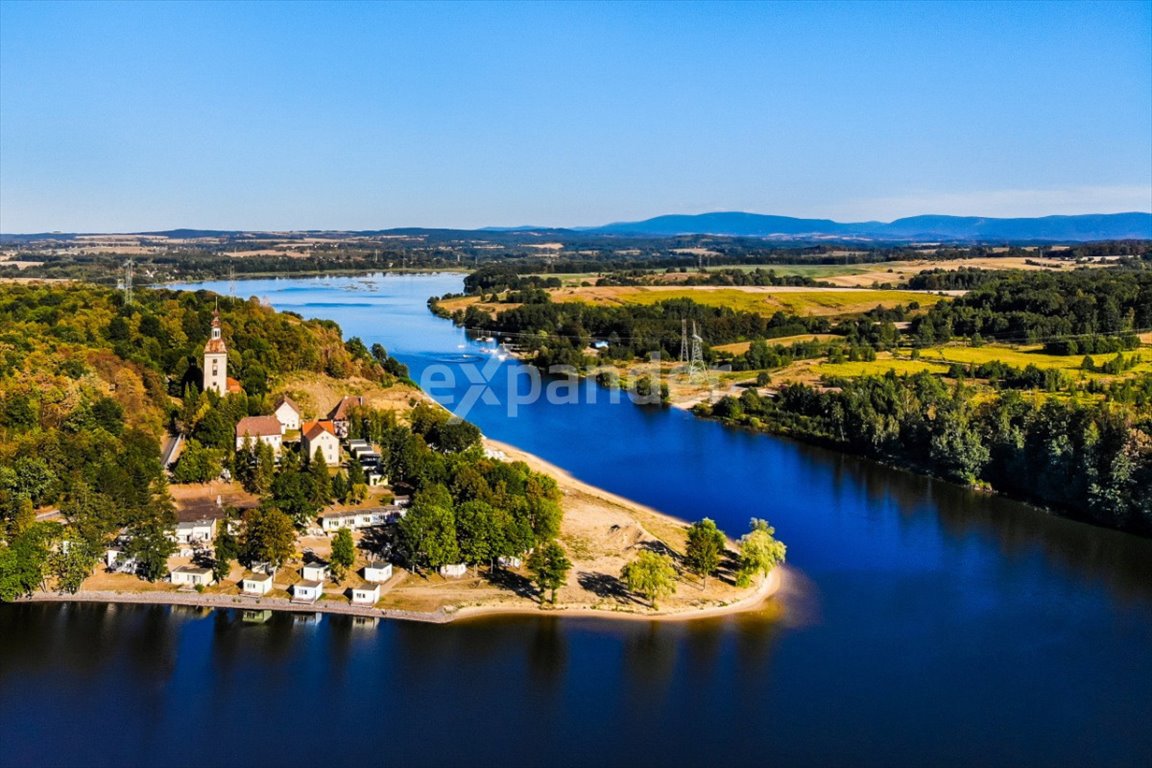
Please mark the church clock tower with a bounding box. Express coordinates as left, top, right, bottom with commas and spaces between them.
203, 304, 228, 396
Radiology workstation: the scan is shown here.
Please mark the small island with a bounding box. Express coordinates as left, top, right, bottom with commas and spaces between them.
0, 282, 786, 621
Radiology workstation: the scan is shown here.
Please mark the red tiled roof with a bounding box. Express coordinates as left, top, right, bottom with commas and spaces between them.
204, 338, 227, 354
226, 377, 243, 394
302, 419, 336, 441
236, 415, 282, 438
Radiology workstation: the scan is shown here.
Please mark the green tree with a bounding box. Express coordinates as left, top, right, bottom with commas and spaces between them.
455, 500, 500, 566
271, 467, 319, 526
526, 539, 571, 604
212, 523, 239, 583
239, 505, 296, 568
685, 517, 726, 589
330, 527, 355, 581
49, 536, 98, 594
621, 550, 677, 610
398, 496, 458, 572
737, 518, 787, 587
331, 472, 349, 504
253, 441, 276, 494
308, 447, 332, 507
172, 439, 223, 484
0, 524, 53, 600
125, 516, 177, 582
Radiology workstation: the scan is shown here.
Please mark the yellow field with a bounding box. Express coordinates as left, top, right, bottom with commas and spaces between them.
549, 285, 952, 317
920, 345, 1152, 373
713, 334, 843, 354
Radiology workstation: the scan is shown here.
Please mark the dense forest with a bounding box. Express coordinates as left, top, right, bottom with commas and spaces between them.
911, 270, 1152, 344
699, 373, 1152, 535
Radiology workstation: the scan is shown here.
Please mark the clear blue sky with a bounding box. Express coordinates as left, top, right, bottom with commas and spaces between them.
1, 0, 1149, 232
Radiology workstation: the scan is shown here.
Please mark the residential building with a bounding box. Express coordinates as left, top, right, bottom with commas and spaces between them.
301, 563, 329, 582
351, 584, 381, 605
326, 396, 365, 438
301, 419, 340, 466
171, 565, 215, 588
173, 519, 217, 545
235, 415, 283, 455
318, 507, 398, 532
292, 580, 323, 603
242, 572, 274, 595
439, 563, 468, 578
273, 395, 302, 432
363, 561, 393, 583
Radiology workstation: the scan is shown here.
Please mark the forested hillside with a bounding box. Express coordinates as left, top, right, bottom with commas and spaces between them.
0, 282, 408, 598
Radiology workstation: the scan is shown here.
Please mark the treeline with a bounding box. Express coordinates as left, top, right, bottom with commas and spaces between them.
911, 270, 1152, 344
443, 292, 831, 369
700, 372, 1152, 535
598, 267, 826, 288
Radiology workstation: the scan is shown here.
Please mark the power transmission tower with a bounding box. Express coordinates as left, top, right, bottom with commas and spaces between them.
689, 321, 706, 382
228, 266, 236, 300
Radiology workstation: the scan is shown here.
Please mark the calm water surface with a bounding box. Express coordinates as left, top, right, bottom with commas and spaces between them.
3, 273, 1150, 768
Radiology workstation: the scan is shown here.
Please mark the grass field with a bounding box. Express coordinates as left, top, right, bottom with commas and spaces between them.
549, 285, 952, 317
755, 344, 1151, 389
920, 345, 1152, 373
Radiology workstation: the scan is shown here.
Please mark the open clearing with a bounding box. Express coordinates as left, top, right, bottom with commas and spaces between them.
549, 285, 954, 317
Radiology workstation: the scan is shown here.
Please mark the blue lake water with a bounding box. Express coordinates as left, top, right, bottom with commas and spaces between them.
2, 272, 1150, 768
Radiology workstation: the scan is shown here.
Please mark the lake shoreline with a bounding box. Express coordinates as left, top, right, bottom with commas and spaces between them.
16, 566, 785, 625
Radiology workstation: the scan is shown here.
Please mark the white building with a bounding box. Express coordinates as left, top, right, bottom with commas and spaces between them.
171, 565, 215, 588
318, 507, 396, 532
301, 563, 329, 582
202, 306, 228, 397
351, 584, 381, 605
363, 561, 393, 583
301, 420, 340, 466
292, 580, 323, 603
104, 548, 137, 574
439, 563, 467, 578
173, 519, 217, 545
242, 572, 274, 595
273, 396, 302, 432
235, 415, 284, 456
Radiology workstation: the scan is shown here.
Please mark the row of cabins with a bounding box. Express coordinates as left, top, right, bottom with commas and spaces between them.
169, 560, 395, 604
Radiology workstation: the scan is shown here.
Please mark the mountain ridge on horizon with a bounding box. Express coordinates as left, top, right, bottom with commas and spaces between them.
3, 210, 1150, 242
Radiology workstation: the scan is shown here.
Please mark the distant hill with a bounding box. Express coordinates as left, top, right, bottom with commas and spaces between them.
587, 211, 1152, 241
4, 211, 1150, 243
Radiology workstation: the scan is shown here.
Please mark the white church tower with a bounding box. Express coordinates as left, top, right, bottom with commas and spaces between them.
203, 303, 228, 396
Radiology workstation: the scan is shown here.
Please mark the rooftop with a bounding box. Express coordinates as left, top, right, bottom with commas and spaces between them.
236, 415, 283, 438
327, 395, 365, 422
173, 565, 213, 575
302, 419, 336, 440
275, 395, 302, 414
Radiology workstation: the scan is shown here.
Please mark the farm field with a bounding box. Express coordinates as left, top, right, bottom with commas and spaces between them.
548, 285, 953, 317
713, 334, 843, 355
743, 344, 1152, 389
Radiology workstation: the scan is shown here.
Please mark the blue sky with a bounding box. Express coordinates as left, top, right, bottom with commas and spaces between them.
1, 0, 1149, 232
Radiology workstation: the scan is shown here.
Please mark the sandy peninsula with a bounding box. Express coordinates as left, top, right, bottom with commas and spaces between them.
20, 434, 786, 625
